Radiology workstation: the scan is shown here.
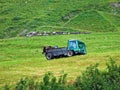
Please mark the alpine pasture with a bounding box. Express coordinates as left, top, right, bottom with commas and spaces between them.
0, 32, 120, 87
0, 0, 120, 89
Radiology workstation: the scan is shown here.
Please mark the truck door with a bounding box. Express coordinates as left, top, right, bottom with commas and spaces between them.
78, 42, 86, 54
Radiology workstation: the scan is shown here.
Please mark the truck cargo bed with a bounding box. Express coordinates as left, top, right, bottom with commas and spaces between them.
46, 47, 68, 56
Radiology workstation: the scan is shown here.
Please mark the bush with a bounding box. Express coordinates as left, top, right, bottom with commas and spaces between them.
74, 59, 120, 90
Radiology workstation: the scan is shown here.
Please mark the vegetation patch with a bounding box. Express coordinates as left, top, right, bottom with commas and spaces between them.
0, 0, 120, 38
3, 60, 120, 90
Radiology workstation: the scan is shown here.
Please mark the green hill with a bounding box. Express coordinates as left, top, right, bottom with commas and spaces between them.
0, 32, 120, 87
0, 0, 120, 38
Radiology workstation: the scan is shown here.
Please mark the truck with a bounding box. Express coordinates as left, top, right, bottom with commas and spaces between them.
42, 39, 86, 60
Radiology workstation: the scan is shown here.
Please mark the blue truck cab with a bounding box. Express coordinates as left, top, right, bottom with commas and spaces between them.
43, 39, 86, 60
68, 40, 86, 54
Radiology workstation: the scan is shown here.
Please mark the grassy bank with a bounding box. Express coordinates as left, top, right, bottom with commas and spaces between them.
0, 0, 120, 38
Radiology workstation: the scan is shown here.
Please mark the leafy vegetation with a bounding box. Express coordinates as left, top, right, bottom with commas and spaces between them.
3, 60, 120, 90
0, 0, 120, 38
75, 60, 120, 90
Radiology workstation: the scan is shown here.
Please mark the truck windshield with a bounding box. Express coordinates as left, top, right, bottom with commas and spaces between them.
69, 41, 77, 49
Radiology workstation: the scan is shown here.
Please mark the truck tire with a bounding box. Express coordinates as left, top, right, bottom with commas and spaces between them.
46, 53, 53, 60
67, 51, 74, 57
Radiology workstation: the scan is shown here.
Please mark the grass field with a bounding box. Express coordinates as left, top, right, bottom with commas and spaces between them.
0, 0, 120, 89
0, 32, 120, 87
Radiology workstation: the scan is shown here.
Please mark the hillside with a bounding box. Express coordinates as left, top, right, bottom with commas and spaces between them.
0, 0, 120, 38
0, 32, 120, 87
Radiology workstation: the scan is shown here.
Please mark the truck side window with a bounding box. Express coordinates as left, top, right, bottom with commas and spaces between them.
79, 43, 83, 48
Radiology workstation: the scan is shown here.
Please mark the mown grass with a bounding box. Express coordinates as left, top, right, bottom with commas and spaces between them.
0, 32, 120, 87
3, 60, 120, 90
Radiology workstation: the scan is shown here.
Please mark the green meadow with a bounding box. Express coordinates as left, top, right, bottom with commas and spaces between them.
0, 32, 120, 87
0, 0, 120, 89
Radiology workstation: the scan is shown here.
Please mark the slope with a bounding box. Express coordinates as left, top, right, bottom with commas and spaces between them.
0, 0, 120, 38
0, 32, 120, 87
64, 10, 118, 32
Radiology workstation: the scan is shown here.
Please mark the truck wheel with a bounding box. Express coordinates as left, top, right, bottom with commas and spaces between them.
67, 51, 74, 57
46, 53, 53, 60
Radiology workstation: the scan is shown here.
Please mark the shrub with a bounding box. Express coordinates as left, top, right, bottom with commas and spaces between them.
4, 84, 9, 90
74, 59, 120, 90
